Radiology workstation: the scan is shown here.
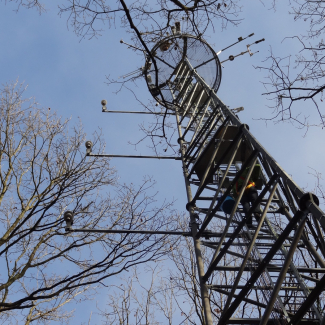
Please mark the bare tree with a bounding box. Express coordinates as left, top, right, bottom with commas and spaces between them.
4, 0, 242, 42
309, 168, 325, 207
0, 81, 177, 324
256, 0, 325, 128
100, 263, 178, 325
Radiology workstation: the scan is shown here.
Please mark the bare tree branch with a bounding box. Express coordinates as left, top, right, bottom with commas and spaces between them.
0, 81, 177, 323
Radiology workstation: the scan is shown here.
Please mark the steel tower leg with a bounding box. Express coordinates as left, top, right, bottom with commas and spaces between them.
175, 104, 214, 325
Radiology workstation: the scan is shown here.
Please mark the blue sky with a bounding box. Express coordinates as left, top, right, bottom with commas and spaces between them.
1, 0, 325, 323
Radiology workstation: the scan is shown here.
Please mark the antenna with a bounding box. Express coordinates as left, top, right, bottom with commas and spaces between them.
220, 38, 265, 63
193, 33, 264, 70
117, 40, 154, 80
119, 39, 145, 52
118, 67, 143, 79
217, 32, 255, 55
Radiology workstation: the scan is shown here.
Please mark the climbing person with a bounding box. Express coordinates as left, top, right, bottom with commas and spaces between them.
232, 163, 262, 227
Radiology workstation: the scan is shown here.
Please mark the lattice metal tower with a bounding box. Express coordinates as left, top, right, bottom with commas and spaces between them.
140, 33, 325, 325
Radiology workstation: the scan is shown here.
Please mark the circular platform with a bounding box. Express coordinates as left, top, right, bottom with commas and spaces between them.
144, 34, 222, 107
